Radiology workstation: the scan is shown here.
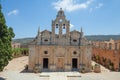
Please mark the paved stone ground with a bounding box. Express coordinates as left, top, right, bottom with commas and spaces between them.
40, 72, 81, 80
0, 71, 49, 80
0, 56, 120, 80
1, 71, 120, 80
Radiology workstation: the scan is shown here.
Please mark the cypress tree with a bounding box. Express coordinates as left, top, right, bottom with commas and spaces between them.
0, 4, 15, 71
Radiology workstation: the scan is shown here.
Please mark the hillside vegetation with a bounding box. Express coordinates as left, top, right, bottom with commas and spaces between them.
13, 38, 34, 45
86, 35, 120, 41
13, 35, 120, 45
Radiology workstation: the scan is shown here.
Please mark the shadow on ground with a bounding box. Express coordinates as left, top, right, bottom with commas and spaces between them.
0, 77, 6, 80
20, 69, 31, 73
20, 65, 30, 73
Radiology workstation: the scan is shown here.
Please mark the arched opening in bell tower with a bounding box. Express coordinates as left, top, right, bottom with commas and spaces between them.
62, 24, 66, 34
55, 24, 59, 34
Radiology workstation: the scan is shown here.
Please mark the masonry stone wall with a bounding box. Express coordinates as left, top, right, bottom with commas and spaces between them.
28, 8, 92, 72
28, 45, 92, 72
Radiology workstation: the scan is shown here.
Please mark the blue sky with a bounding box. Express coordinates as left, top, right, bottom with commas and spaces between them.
1, 0, 120, 39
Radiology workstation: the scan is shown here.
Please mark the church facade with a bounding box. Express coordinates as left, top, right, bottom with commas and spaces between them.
28, 8, 92, 72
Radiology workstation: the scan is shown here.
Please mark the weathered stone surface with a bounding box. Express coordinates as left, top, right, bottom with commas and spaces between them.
28, 8, 92, 72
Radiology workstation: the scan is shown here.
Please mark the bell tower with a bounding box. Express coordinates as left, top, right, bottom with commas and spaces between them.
52, 8, 70, 39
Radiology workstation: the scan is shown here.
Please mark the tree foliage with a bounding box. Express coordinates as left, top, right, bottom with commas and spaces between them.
0, 4, 15, 71
12, 48, 29, 57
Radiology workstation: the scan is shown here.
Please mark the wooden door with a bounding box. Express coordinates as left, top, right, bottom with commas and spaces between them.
57, 58, 64, 69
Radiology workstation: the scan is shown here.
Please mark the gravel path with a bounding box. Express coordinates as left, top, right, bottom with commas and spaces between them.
3, 56, 28, 72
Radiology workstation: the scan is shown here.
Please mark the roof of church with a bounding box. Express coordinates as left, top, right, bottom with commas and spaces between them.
70, 30, 81, 34
41, 30, 52, 33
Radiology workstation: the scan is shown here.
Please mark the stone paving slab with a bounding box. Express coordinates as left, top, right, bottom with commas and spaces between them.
0, 71, 49, 80
1, 71, 120, 80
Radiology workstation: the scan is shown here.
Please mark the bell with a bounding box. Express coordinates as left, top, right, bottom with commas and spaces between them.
56, 24, 58, 28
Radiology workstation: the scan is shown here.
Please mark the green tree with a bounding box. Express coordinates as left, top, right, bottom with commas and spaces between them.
0, 4, 15, 71
12, 48, 29, 57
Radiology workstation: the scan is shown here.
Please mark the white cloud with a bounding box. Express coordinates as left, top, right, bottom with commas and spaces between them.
8, 9, 19, 16
89, 3, 103, 12
95, 3, 103, 9
52, 0, 94, 12
70, 24, 74, 29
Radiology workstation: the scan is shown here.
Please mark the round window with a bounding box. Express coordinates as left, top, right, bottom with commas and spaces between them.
73, 39, 77, 42
73, 51, 77, 55
44, 51, 48, 54
44, 39, 48, 42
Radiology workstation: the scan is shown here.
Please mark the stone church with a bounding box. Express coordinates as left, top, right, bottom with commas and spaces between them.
28, 8, 92, 72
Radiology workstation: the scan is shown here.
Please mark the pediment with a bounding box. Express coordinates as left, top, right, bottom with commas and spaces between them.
41, 30, 51, 34
70, 30, 80, 34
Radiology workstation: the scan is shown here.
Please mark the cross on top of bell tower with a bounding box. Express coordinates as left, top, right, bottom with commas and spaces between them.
57, 8, 65, 17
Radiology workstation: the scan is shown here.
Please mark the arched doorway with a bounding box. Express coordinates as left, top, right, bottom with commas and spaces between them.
43, 58, 48, 69
72, 58, 78, 70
